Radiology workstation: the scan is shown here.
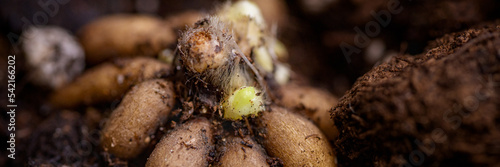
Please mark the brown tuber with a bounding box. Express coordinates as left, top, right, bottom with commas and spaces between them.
146, 117, 214, 167
100, 79, 175, 159
50, 57, 171, 108
216, 136, 270, 167
257, 106, 337, 167
279, 83, 339, 140
79, 14, 176, 64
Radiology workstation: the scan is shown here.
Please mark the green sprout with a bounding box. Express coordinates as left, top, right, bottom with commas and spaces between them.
223, 86, 265, 120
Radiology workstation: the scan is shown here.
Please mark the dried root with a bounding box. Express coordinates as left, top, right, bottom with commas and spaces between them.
21, 26, 85, 89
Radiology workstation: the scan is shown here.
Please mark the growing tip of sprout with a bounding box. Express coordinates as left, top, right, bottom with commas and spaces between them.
222, 86, 265, 120
274, 63, 291, 85
219, 0, 266, 27
254, 46, 274, 72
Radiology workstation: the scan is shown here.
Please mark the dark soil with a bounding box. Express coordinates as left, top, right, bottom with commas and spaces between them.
332, 22, 500, 166
25, 110, 102, 166
283, 0, 500, 95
